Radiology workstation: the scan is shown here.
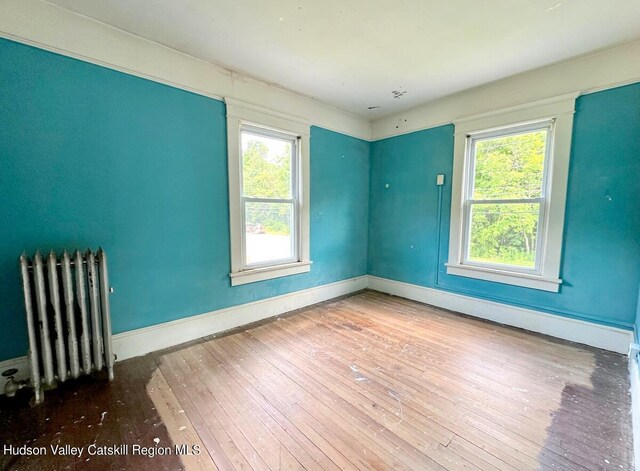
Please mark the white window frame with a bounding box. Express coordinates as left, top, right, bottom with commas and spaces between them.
226, 98, 311, 286
446, 93, 578, 292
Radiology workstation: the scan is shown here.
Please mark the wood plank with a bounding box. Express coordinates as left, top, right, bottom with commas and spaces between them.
219, 333, 403, 470
199, 340, 343, 471
155, 349, 250, 470
179, 344, 303, 470
145, 356, 218, 471
205, 335, 369, 470
261, 308, 540, 470
232, 331, 481, 470
0, 291, 632, 470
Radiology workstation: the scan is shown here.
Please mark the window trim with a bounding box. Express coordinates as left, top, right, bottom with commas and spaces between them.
446, 93, 578, 292
240, 125, 299, 270
226, 98, 311, 286
462, 119, 554, 275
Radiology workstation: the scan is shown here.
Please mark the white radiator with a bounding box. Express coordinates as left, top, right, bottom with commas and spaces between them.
19, 249, 114, 404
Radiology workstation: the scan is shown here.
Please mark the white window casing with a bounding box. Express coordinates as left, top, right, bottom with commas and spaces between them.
226, 98, 311, 286
446, 93, 579, 292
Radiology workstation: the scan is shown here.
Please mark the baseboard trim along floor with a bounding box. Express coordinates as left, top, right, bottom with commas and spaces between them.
367, 275, 633, 354
1, 274, 634, 395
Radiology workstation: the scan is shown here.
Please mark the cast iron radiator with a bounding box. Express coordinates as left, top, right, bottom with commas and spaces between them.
19, 249, 115, 404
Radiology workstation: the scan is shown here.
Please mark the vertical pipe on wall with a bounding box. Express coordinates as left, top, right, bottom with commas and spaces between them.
33, 252, 55, 386
75, 250, 92, 375
97, 248, 114, 381
47, 251, 67, 382
19, 254, 42, 404
435, 184, 444, 287
86, 250, 103, 372
61, 251, 80, 379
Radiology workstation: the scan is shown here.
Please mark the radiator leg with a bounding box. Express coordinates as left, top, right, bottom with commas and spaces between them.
97, 248, 115, 381
32, 385, 44, 406
19, 254, 43, 404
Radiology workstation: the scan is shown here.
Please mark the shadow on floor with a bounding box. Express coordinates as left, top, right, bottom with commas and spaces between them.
0, 356, 182, 471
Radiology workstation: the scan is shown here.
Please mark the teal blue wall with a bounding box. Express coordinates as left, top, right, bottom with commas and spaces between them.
369, 83, 640, 330
368, 125, 454, 287
0, 39, 370, 361
2, 36, 639, 362
635, 283, 640, 342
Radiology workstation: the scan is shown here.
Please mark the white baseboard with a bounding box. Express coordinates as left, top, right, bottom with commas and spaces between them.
112, 275, 368, 361
2, 274, 632, 396
630, 354, 640, 470
367, 275, 633, 354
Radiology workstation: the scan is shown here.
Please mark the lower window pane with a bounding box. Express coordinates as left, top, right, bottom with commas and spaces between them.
468, 203, 539, 268
245, 202, 294, 266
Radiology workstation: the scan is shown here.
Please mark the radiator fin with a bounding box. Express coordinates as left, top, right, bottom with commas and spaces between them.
60, 251, 80, 379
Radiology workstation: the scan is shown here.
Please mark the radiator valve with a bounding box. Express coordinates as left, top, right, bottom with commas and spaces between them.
2, 368, 25, 397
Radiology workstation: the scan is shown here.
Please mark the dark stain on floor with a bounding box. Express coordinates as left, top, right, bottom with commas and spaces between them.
0, 358, 181, 471
540, 350, 633, 470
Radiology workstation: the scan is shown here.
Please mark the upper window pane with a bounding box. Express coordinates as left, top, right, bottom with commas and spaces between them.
472, 129, 547, 200
242, 130, 292, 199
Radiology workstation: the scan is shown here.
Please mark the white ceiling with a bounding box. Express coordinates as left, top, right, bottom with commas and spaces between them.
47, 0, 640, 119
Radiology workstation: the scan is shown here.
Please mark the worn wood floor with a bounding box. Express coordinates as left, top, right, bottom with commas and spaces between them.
0, 291, 633, 470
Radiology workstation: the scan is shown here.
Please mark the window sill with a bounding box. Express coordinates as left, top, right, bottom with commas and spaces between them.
445, 263, 561, 292
230, 261, 312, 286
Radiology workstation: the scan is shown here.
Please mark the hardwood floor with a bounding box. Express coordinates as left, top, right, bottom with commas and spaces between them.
0, 291, 633, 470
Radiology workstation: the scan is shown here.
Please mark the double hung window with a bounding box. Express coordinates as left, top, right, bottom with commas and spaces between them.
446, 94, 577, 292
226, 99, 311, 286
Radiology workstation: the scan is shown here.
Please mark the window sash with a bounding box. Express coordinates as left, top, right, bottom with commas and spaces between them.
462, 200, 545, 274
241, 199, 298, 269
461, 121, 554, 275
240, 126, 297, 199
239, 128, 301, 270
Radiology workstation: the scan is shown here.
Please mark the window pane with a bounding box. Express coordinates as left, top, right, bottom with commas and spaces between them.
245, 202, 294, 265
472, 130, 546, 200
468, 203, 539, 268
242, 131, 292, 199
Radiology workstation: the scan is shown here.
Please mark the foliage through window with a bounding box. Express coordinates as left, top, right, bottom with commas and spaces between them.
241, 127, 299, 268
464, 122, 551, 272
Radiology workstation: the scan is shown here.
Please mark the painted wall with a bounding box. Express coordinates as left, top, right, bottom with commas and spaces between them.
0, 38, 370, 361
635, 283, 640, 342
2, 34, 638, 363
369, 83, 640, 330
